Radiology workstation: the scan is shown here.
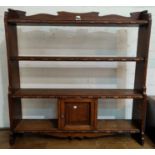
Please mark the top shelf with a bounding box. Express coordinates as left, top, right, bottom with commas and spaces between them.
5, 9, 151, 27
7, 19, 148, 26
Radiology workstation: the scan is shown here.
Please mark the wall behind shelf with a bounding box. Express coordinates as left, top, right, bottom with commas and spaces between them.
0, 6, 155, 128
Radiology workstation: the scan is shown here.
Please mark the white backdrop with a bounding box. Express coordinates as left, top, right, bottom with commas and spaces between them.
0, 6, 155, 128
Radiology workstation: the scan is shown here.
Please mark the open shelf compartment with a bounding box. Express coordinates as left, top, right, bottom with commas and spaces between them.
97, 119, 139, 133
15, 119, 58, 132
14, 119, 140, 133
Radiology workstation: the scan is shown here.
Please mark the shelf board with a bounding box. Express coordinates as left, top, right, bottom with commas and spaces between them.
6, 9, 149, 27
14, 119, 140, 133
10, 56, 144, 62
7, 19, 148, 26
97, 119, 139, 133
15, 119, 57, 132
11, 89, 143, 99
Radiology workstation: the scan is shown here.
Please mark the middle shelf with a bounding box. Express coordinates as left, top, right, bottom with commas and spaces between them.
10, 56, 144, 62
11, 89, 143, 99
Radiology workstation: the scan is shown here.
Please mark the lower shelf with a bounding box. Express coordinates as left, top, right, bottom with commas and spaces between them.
14, 119, 140, 133
97, 120, 139, 133
15, 119, 57, 132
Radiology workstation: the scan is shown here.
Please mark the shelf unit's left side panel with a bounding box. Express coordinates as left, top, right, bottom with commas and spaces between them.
4, 11, 22, 131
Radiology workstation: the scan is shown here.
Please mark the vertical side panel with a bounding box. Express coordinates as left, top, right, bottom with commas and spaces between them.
4, 16, 21, 91
132, 12, 152, 145
134, 12, 152, 92
8, 96, 22, 130
4, 12, 22, 131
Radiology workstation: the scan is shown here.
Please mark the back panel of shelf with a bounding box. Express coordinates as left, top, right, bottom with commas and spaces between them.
17, 26, 138, 57
16, 26, 138, 91
19, 61, 136, 90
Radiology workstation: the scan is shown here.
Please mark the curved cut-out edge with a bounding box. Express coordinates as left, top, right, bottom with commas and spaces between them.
5, 9, 150, 21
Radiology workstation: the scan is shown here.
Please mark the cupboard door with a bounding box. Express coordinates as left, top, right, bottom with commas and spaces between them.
59, 99, 97, 130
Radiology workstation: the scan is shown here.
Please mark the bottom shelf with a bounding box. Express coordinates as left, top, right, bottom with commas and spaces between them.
97, 120, 139, 133
14, 119, 140, 133
15, 119, 57, 132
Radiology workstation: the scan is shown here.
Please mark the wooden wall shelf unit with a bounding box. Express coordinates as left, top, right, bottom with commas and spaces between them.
4, 9, 152, 145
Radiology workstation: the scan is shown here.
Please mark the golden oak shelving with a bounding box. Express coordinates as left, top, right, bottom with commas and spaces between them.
4, 9, 151, 145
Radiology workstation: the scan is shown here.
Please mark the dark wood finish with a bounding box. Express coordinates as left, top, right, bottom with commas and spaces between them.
10, 56, 144, 62
146, 96, 155, 143
4, 10, 22, 136
134, 12, 152, 91
11, 89, 143, 99
97, 120, 139, 133
15, 119, 58, 132
58, 99, 97, 130
0, 130, 154, 149
14, 119, 139, 133
4, 12, 21, 91
132, 10, 152, 145
8, 96, 22, 130
6, 9, 148, 26
4, 9, 152, 145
